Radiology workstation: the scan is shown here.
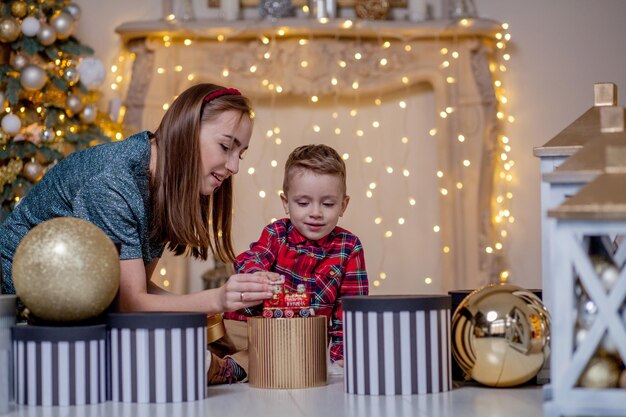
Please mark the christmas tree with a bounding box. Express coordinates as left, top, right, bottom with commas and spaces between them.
0, 0, 121, 221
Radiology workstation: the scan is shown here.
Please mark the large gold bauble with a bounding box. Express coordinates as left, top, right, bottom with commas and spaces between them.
451, 283, 551, 387
13, 217, 120, 323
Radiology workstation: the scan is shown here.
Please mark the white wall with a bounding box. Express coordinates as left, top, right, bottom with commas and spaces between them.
74, 0, 626, 292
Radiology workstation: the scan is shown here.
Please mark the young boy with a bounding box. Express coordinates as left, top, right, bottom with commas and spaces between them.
209, 144, 368, 383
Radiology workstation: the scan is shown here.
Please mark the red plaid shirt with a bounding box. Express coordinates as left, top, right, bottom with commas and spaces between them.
224, 218, 368, 362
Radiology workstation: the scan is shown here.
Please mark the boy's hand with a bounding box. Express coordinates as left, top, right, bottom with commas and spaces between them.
335, 360, 344, 368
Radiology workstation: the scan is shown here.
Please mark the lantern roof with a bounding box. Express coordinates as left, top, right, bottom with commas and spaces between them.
542, 107, 626, 184
533, 82, 617, 158
549, 146, 626, 220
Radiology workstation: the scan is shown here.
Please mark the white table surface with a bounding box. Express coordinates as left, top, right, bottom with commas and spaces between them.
2, 375, 544, 417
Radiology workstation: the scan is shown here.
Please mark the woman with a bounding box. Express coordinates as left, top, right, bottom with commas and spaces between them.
0, 83, 277, 314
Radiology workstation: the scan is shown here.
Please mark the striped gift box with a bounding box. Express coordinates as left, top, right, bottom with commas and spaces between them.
1, 295, 17, 414
107, 312, 206, 403
343, 295, 452, 395
11, 324, 107, 406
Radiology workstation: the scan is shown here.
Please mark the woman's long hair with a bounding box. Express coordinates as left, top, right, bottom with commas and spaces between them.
151, 83, 253, 262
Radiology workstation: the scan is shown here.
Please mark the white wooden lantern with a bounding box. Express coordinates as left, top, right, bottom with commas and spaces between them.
534, 82, 618, 312
541, 105, 626, 312
544, 145, 626, 417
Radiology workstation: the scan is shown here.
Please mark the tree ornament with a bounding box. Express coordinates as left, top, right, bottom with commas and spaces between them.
576, 294, 597, 329
49, 11, 75, 40
0, 17, 21, 43
450, 0, 477, 19
63, 66, 79, 85
66, 3, 82, 20
65, 93, 83, 114
80, 104, 97, 123
578, 357, 621, 388
36, 24, 56, 46
20, 17, 41, 37
451, 283, 551, 387
10, 53, 28, 71
22, 159, 44, 182
259, 0, 295, 18
0, 130, 9, 146
41, 128, 55, 142
1, 113, 21, 134
12, 217, 120, 322
575, 327, 587, 348
77, 57, 105, 89
20, 64, 48, 91
354, 0, 390, 20
10, 1, 28, 18
599, 264, 619, 291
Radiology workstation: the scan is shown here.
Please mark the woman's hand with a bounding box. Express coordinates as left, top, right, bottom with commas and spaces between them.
219, 271, 282, 312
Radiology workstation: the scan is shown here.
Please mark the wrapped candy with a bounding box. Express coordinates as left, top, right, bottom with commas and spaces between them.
262, 276, 315, 318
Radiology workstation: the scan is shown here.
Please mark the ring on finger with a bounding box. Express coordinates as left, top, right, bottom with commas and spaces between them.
240, 292, 244, 301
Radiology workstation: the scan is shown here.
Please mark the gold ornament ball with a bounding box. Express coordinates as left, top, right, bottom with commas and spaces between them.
10, 53, 28, 71
11, 1, 28, 18
579, 357, 621, 388
63, 66, 79, 85
22, 160, 44, 182
65, 93, 83, 114
355, 0, 390, 20
451, 283, 551, 387
80, 104, 97, 123
36, 24, 56, 46
66, 3, 82, 19
49, 11, 75, 40
0, 16, 21, 43
20, 64, 48, 91
620, 369, 626, 389
13, 217, 120, 322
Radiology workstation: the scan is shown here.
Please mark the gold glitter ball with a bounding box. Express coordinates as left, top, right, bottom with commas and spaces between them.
13, 217, 120, 322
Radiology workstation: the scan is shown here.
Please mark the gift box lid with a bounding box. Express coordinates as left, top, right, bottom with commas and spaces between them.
107, 312, 206, 330
0, 295, 17, 316
12, 324, 106, 342
342, 295, 450, 312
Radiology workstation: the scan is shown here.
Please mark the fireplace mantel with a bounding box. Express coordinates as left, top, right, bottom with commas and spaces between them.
114, 17, 509, 292
115, 17, 502, 42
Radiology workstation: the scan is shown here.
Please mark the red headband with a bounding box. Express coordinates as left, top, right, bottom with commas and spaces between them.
203, 88, 242, 103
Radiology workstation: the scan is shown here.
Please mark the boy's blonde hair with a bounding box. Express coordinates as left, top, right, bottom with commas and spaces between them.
283, 144, 347, 196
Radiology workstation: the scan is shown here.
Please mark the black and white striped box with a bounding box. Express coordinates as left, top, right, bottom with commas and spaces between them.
12, 324, 107, 406
1, 295, 17, 414
107, 312, 206, 403
343, 295, 452, 395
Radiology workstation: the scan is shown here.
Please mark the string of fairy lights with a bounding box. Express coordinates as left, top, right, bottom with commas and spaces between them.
108, 14, 515, 291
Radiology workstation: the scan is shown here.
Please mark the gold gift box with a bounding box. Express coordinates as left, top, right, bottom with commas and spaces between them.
206, 313, 226, 344
248, 316, 327, 389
